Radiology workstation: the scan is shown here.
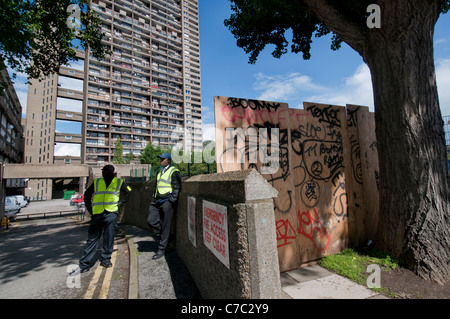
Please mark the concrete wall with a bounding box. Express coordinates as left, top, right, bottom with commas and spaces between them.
120, 179, 155, 230
121, 169, 282, 299
90, 164, 152, 180
2, 164, 90, 179
1, 163, 151, 201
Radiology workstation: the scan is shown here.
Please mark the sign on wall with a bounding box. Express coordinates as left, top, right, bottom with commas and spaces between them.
203, 200, 229, 269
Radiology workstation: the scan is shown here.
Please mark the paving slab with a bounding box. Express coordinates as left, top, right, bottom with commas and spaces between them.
282, 274, 379, 299
284, 264, 334, 283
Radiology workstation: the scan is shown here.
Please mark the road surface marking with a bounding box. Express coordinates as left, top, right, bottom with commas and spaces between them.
98, 244, 118, 299
83, 263, 103, 299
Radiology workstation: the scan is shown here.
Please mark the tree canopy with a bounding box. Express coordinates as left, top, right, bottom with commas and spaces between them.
224, 0, 450, 64
113, 138, 125, 164
139, 141, 216, 178
0, 0, 109, 88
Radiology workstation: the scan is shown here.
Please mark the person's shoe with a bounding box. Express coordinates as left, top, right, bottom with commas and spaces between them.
152, 250, 165, 260
100, 260, 113, 268
70, 266, 89, 276
80, 267, 90, 273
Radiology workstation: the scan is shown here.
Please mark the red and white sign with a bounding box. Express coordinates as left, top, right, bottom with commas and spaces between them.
202, 200, 229, 269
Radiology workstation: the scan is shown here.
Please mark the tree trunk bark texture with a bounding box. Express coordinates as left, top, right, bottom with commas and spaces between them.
305, 0, 450, 283
364, 1, 450, 284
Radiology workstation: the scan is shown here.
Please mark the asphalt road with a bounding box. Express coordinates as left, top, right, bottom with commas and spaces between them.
0, 201, 129, 299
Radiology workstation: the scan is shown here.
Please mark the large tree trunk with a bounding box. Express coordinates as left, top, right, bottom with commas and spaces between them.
363, 2, 450, 284
305, 0, 450, 283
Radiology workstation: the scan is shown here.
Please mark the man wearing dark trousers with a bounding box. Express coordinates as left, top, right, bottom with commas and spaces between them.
147, 153, 181, 260
72, 164, 132, 274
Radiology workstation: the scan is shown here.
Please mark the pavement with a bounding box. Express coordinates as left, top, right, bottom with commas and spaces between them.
119, 224, 202, 299
280, 264, 388, 299
119, 223, 389, 300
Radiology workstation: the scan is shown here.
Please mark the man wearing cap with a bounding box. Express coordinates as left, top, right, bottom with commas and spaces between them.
74, 164, 132, 273
147, 152, 181, 259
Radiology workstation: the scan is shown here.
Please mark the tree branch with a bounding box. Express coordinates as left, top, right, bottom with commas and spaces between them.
302, 0, 369, 56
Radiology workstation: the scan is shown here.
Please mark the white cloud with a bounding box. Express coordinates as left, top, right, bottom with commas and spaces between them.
252, 59, 450, 118
252, 65, 375, 111
305, 63, 374, 111
435, 38, 449, 45
302, 60, 450, 116
6, 69, 29, 116
201, 104, 217, 141
56, 97, 83, 112
54, 143, 81, 157
202, 123, 216, 142
253, 72, 324, 104
15, 87, 28, 117
437, 58, 450, 116
64, 59, 84, 71
58, 76, 83, 91
201, 104, 215, 125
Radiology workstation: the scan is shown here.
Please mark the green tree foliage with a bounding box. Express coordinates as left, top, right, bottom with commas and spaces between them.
112, 138, 125, 164
139, 143, 168, 179
175, 152, 216, 177
224, 0, 449, 64
225, 0, 341, 63
124, 152, 136, 164
139, 141, 217, 178
0, 0, 110, 89
174, 140, 217, 176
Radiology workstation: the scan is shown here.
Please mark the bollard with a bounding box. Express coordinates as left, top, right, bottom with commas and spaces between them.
1, 216, 9, 230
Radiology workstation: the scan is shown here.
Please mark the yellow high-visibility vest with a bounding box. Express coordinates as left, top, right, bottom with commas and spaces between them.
155, 166, 179, 197
92, 177, 123, 215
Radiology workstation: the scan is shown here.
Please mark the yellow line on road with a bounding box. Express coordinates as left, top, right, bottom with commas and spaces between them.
83, 263, 103, 299
98, 244, 118, 299
82, 244, 118, 299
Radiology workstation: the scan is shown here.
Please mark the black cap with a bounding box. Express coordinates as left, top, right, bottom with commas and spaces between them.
101, 164, 115, 172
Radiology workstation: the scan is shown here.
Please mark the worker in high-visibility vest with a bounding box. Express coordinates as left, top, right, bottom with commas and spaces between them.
72, 164, 132, 274
147, 152, 181, 260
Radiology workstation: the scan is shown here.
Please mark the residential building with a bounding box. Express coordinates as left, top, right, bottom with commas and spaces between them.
0, 66, 25, 207
24, 0, 202, 199
0, 67, 24, 165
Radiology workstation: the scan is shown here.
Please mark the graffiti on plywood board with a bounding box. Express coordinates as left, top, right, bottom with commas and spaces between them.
214, 96, 379, 271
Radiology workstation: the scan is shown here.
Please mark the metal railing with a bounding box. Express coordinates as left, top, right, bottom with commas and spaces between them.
15, 209, 80, 220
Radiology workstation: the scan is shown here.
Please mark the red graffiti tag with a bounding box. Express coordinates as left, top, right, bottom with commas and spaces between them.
297, 209, 330, 251
276, 219, 296, 248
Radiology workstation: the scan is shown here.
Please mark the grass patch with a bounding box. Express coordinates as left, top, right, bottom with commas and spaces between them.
318, 248, 401, 288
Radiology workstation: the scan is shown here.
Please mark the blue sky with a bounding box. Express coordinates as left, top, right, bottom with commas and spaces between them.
10, 0, 450, 144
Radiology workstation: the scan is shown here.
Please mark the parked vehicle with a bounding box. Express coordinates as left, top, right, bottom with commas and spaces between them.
7, 195, 29, 208
5, 196, 21, 219
70, 194, 84, 206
